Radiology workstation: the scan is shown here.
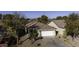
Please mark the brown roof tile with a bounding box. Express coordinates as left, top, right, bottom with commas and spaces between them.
25, 21, 55, 31
52, 20, 66, 28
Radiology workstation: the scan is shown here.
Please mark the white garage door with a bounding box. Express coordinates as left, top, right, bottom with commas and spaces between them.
41, 31, 55, 36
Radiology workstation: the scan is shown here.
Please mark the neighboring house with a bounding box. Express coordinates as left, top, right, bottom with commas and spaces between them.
48, 20, 66, 36
25, 21, 56, 37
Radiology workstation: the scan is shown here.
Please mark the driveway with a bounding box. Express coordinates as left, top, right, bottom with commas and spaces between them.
40, 37, 67, 47
19, 36, 70, 47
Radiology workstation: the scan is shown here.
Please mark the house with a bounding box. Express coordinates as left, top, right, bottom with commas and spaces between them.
25, 21, 56, 37
48, 20, 66, 36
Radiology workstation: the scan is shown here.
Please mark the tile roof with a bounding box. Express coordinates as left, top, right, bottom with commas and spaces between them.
25, 21, 55, 31
52, 20, 66, 28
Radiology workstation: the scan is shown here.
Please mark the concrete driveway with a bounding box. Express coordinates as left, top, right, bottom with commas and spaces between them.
39, 37, 67, 47
19, 36, 70, 47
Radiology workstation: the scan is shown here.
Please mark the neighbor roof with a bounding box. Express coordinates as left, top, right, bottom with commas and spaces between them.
25, 20, 55, 31
52, 20, 66, 28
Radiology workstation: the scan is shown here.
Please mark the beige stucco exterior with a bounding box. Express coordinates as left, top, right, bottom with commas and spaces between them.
48, 21, 59, 28
48, 21, 65, 36
56, 28, 65, 36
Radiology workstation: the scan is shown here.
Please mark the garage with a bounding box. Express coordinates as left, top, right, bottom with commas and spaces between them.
41, 31, 55, 37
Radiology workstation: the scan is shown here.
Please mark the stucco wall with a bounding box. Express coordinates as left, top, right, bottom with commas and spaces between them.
48, 22, 59, 28
48, 21, 65, 36
56, 28, 65, 36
